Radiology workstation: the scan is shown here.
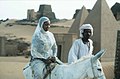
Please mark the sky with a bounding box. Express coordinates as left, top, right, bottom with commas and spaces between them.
0, 0, 120, 20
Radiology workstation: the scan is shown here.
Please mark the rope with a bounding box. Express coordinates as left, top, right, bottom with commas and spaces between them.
43, 64, 56, 79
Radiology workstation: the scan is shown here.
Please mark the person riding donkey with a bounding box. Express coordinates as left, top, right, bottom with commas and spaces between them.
28, 16, 63, 79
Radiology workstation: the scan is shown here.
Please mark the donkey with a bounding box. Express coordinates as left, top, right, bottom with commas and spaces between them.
23, 49, 106, 79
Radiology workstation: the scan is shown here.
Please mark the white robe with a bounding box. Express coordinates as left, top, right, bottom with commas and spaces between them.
68, 38, 93, 64
31, 17, 57, 59
31, 31, 57, 59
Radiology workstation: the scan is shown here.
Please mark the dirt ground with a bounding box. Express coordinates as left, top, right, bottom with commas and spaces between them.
0, 56, 29, 79
0, 56, 114, 79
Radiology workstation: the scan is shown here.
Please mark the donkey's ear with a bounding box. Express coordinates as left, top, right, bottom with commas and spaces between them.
92, 49, 106, 62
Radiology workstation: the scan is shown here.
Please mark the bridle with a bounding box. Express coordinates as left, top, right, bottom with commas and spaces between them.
90, 58, 104, 79
91, 58, 97, 79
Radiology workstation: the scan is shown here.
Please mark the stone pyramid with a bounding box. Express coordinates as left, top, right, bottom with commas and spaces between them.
84, 0, 119, 62
68, 6, 89, 38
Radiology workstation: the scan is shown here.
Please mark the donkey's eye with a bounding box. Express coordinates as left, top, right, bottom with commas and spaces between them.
97, 69, 101, 71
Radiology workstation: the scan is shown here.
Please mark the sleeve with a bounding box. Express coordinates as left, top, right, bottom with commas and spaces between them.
50, 32, 57, 57
68, 40, 79, 64
55, 57, 64, 65
52, 42, 57, 57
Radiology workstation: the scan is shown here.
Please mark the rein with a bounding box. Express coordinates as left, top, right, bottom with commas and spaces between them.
43, 63, 56, 79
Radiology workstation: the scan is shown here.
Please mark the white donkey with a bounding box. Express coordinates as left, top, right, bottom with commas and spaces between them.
23, 49, 106, 79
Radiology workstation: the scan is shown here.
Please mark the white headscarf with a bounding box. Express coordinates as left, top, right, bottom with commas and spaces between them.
34, 16, 50, 34
79, 24, 93, 38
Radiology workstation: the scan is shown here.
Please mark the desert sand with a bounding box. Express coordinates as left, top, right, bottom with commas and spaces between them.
0, 56, 29, 79
0, 56, 114, 79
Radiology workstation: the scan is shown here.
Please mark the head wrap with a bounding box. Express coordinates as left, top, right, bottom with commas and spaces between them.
79, 24, 93, 38
34, 16, 50, 34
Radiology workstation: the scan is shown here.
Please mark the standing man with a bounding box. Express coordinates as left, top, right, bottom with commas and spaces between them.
68, 24, 94, 64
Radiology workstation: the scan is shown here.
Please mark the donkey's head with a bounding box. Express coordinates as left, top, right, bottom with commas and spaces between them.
87, 49, 106, 79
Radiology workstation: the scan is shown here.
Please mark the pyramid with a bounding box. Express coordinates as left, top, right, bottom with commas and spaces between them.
68, 6, 89, 38
84, 0, 119, 62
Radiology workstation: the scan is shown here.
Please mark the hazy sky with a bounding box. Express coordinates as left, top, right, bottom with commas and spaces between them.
0, 0, 120, 20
